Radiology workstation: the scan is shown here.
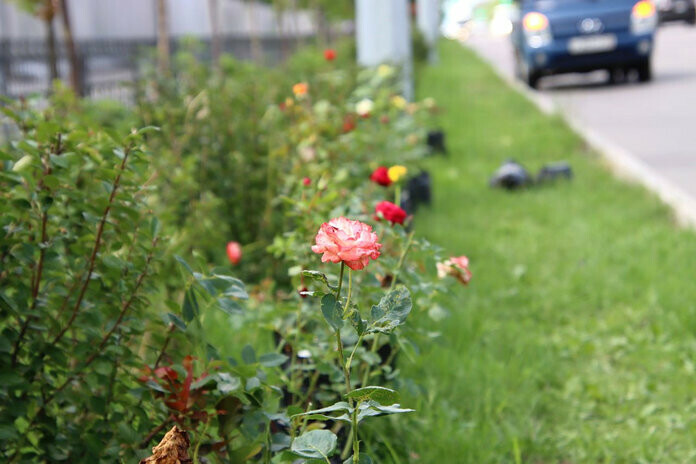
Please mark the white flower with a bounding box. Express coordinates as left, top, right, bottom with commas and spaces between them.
356, 99, 374, 117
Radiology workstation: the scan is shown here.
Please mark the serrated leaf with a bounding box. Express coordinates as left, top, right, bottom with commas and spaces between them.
291, 430, 337, 459
369, 286, 412, 334
174, 255, 194, 275
321, 294, 343, 331
217, 297, 243, 315
302, 270, 337, 290
241, 344, 256, 364
182, 288, 199, 322
346, 386, 399, 405
259, 353, 288, 367
166, 312, 187, 330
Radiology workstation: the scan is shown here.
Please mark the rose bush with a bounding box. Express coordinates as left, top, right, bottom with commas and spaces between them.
0, 42, 470, 463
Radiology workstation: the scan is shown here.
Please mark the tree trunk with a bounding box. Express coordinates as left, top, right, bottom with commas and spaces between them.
245, 0, 262, 63
208, 0, 221, 67
156, 0, 170, 75
45, 16, 58, 83
58, 0, 82, 95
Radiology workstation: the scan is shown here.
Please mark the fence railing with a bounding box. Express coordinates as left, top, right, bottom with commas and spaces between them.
0, 35, 313, 103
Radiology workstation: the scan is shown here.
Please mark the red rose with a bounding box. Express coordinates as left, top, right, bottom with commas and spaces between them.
302, 177, 311, 186
370, 167, 393, 187
324, 48, 337, 61
375, 201, 407, 225
226, 241, 242, 265
342, 116, 356, 133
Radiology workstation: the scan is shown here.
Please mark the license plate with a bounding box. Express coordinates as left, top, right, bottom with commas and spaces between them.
568, 34, 618, 55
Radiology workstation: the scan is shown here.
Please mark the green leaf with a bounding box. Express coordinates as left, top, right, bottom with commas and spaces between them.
174, 255, 194, 275
241, 344, 256, 364
291, 402, 352, 423
217, 297, 244, 315
215, 373, 241, 394
12, 154, 34, 172
291, 430, 337, 459
345, 386, 399, 405
356, 401, 415, 422
259, 353, 289, 367
344, 455, 373, 464
369, 286, 412, 334
166, 312, 187, 330
321, 294, 343, 331
302, 270, 337, 290
182, 288, 199, 322
350, 310, 366, 336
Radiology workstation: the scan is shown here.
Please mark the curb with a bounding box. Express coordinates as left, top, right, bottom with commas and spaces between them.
465, 40, 696, 229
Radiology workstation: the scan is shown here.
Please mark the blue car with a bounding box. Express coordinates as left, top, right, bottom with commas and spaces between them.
512, 0, 658, 88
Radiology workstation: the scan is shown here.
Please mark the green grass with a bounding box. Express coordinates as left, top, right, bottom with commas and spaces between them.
400, 40, 696, 463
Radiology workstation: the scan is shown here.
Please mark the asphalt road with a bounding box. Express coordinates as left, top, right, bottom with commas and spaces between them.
467, 24, 696, 204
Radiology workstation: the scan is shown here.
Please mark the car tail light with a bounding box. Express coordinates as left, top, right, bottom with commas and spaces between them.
631, 1, 657, 34
523, 12, 552, 48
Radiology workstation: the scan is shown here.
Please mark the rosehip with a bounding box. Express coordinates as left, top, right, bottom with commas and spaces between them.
226, 241, 242, 265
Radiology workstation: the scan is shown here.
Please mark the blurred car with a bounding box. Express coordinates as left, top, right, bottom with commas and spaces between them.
655, 0, 696, 24
511, 0, 658, 88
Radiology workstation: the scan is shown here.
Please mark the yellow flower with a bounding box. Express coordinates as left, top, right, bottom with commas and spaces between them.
391, 95, 407, 109
292, 82, 308, 97
377, 64, 394, 78
387, 165, 408, 182
285, 97, 294, 108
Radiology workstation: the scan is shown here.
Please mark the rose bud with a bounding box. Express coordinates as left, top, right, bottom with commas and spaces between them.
324, 48, 337, 61
370, 166, 393, 187
375, 201, 407, 225
226, 241, 242, 265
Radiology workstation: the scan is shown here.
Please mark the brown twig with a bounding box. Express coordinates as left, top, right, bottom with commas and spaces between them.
28, 237, 157, 424
50, 145, 132, 347
154, 323, 176, 369
139, 416, 175, 449
11, 134, 61, 366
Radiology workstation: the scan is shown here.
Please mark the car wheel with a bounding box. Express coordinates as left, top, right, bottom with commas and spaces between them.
526, 70, 541, 89
637, 59, 652, 83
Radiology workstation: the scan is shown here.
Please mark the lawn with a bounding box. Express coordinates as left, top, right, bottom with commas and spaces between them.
401, 40, 696, 463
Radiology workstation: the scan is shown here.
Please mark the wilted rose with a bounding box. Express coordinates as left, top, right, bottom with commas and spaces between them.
437, 256, 472, 285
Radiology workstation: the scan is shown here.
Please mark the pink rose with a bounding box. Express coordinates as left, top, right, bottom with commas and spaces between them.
311, 217, 382, 271
437, 255, 472, 285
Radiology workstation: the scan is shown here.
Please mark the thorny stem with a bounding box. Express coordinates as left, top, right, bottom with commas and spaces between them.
361, 231, 416, 387
390, 231, 415, 292
50, 144, 133, 348
27, 238, 157, 427
11, 134, 61, 366
154, 323, 176, 369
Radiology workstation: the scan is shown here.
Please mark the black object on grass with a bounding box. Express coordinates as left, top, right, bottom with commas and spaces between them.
537, 162, 573, 183
489, 160, 533, 190
426, 130, 447, 155
402, 171, 432, 214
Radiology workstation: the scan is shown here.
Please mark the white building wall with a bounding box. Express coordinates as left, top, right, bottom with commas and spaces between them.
0, 0, 315, 40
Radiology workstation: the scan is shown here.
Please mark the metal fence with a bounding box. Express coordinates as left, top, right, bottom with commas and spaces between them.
0, 35, 313, 103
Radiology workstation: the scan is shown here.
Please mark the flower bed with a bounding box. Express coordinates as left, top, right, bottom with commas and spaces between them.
0, 43, 471, 463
